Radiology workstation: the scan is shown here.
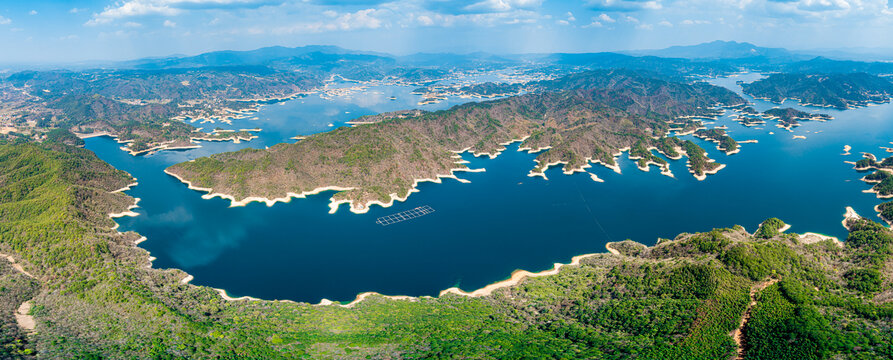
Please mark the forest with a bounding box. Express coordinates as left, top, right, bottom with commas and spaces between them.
0, 140, 889, 358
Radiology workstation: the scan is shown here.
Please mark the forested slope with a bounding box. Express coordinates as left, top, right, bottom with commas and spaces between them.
0, 141, 889, 359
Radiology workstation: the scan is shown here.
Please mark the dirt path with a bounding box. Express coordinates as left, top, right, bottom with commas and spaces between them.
0, 253, 34, 279
0, 253, 37, 332
730, 278, 779, 360
14, 301, 35, 332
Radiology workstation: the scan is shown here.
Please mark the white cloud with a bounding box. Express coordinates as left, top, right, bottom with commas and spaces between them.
624, 15, 639, 23
680, 19, 711, 25
587, 0, 662, 11
59, 34, 79, 40
417, 15, 434, 25
658, 20, 672, 27
164, 19, 177, 27
636, 23, 653, 30
29, 10, 38, 16
566, 11, 576, 22
124, 21, 144, 27
460, 0, 544, 13
582, 20, 603, 28
273, 8, 385, 34
0, 16, 10, 25
86, 0, 273, 25
598, 13, 615, 23
87, 2, 180, 25
70, 8, 87, 14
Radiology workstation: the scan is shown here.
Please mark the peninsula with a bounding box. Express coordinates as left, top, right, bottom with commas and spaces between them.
166, 69, 745, 211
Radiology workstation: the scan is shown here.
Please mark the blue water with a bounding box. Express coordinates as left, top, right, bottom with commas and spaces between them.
88, 73, 893, 303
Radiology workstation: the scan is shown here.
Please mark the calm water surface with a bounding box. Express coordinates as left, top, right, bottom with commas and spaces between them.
87, 74, 893, 302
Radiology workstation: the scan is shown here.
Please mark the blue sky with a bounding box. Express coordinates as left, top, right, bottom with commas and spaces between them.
1, 0, 892, 62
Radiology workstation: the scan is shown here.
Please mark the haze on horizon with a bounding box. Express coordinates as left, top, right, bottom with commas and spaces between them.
1, 0, 893, 64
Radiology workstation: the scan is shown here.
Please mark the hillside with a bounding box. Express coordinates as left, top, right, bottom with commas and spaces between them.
625, 40, 803, 60
0, 141, 890, 359
741, 73, 893, 109
0, 67, 319, 153
167, 69, 745, 212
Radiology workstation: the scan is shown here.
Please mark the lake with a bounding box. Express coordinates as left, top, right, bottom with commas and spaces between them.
87, 73, 892, 303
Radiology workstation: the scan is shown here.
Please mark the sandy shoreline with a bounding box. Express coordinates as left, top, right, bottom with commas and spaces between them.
778, 223, 791, 233
112, 182, 139, 193
109, 197, 141, 218
164, 165, 485, 214
214, 288, 261, 302
439, 252, 603, 298
842, 206, 861, 230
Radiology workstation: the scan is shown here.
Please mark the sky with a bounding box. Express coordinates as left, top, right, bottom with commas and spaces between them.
1, 0, 892, 63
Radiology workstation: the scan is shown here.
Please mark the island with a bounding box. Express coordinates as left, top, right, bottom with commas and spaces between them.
853, 153, 893, 199
740, 72, 893, 109
166, 69, 745, 212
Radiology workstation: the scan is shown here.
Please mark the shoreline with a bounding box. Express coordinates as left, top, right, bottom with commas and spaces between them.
842, 206, 861, 230
109, 197, 141, 218
778, 223, 791, 233
111, 181, 139, 193
798, 232, 843, 247
166, 133, 731, 213
164, 165, 486, 214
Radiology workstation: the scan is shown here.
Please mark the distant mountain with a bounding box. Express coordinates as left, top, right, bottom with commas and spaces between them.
118, 45, 395, 70
626, 40, 809, 61
519, 52, 736, 77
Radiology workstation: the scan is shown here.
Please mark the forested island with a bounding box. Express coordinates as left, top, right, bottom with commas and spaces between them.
167, 69, 744, 211
854, 154, 893, 199
741, 73, 893, 109
0, 140, 890, 358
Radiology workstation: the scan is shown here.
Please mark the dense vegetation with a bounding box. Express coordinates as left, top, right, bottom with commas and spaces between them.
168, 69, 742, 209
761, 107, 832, 128
853, 154, 893, 200
694, 128, 738, 153
877, 201, 893, 225
755, 217, 786, 239
741, 73, 893, 109
2, 141, 890, 359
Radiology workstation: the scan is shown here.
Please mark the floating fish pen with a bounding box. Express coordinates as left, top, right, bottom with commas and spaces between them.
376, 206, 435, 226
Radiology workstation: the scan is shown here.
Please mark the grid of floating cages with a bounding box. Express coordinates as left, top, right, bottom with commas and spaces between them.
375, 206, 435, 226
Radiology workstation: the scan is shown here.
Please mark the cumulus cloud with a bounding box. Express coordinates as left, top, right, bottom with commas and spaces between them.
29, 10, 38, 16
417, 15, 434, 25
87, 0, 277, 25
598, 13, 616, 22
423, 0, 543, 14
755, 0, 887, 19
587, 0, 662, 11
272, 8, 384, 34
164, 19, 177, 27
